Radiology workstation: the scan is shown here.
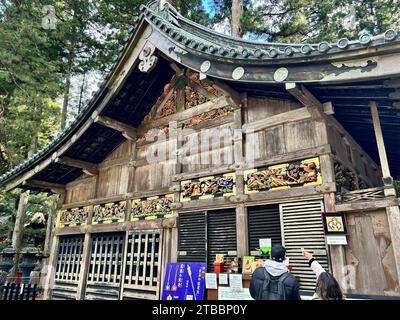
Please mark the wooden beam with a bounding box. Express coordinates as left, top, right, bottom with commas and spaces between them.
94, 115, 137, 141
286, 82, 322, 107
323, 101, 335, 115
369, 101, 392, 180
22, 179, 65, 194
169, 62, 184, 75
213, 79, 241, 107
286, 82, 334, 119
242, 107, 311, 133
55, 156, 98, 176
335, 197, 400, 211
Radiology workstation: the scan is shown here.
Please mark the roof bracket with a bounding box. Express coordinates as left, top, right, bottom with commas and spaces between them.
55, 156, 99, 176
94, 115, 137, 141
285, 82, 334, 119
212, 79, 241, 107
22, 179, 65, 194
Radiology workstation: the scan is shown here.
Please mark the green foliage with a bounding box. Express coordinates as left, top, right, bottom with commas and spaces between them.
204, 0, 400, 42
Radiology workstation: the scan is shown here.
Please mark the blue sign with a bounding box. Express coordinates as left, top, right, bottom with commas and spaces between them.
161, 262, 206, 300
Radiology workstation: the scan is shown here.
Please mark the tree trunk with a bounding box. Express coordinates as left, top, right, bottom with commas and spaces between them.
27, 101, 43, 157
232, 0, 244, 38
12, 190, 30, 250
77, 73, 86, 114
61, 69, 71, 130
61, 50, 74, 130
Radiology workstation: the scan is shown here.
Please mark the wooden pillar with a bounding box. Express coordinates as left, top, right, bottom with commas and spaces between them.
233, 107, 248, 257
320, 153, 347, 289
12, 190, 29, 250
370, 101, 392, 181
370, 101, 400, 286
76, 232, 91, 300
44, 194, 59, 256
43, 234, 59, 300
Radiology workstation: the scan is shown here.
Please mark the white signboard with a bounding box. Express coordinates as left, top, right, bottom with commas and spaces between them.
229, 274, 243, 290
219, 273, 228, 285
326, 235, 348, 245
218, 287, 254, 300
205, 273, 218, 289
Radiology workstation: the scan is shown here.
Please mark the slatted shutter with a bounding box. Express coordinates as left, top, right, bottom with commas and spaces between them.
280, 200, 329, 291
85, 232, 125, 300
178, 212, 206, 263
53, 235, 84, 300
121, 230, 163, 300
248, 205, 282, 252
207, 209, 237, 272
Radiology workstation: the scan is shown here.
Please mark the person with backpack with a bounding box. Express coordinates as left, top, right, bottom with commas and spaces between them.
249, 245, 301, 300
303, 251, 344, 300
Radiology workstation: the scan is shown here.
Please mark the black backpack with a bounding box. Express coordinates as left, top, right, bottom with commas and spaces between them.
258, 268, 290, 300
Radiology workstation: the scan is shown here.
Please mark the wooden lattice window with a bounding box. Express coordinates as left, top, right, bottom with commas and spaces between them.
87, 233, 125, 284
123, 230, 162, 289
55, 235, 84, 282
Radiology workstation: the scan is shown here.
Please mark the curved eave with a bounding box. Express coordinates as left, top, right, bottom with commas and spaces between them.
0, 16, 174, 190
142, 2, 400, 63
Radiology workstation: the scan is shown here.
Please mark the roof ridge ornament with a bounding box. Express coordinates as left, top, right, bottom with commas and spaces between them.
146, 0, 181, 27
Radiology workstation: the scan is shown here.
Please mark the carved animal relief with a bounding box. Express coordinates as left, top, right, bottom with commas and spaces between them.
92, 201, 126, 224
58, 206, 89, 227
130, 194, 174, 220
245, 158, 321, 193
180, 173, 236, 202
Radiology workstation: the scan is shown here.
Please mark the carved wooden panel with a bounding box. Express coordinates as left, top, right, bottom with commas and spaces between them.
334, 160, 357, 191
57, 206, 90, 228
92, 201, 126, 224
130, 194, 174, 221
244, 157, 321, 194
180, 173, 236, 202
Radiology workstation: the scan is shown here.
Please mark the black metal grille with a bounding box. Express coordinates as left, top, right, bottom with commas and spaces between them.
207, 209, 237, 272
178, 209, 237, 271
247, 205, 282, 252
178, 211, 206, 263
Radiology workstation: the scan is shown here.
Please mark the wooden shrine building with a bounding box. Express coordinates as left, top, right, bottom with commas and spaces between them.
1, 1, 400, 299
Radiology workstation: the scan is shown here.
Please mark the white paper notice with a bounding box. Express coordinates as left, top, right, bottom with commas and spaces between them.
229, 274, 243, 290
219, 273, 228, 285
218, 287, 254, 300
205, 273, 218, 289
259, 238, 271, 248
326, 235, 348, 245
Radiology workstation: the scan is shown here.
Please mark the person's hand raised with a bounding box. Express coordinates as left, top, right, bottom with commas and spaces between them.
304, 251, 313, 261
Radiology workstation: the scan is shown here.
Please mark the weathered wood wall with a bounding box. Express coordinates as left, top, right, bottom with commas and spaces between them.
345, 209, 399, 295
63, 94, 380, 207
327, 122, 381, 187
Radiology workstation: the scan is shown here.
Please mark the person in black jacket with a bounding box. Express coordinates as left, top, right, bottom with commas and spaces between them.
249, 245, 301, 300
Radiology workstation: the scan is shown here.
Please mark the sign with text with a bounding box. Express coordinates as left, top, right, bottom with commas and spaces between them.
162, 262, 206, 300
326, 235, 348, 245
218, 287, 254, 300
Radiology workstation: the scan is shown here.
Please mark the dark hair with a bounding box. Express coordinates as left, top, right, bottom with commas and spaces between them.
271, 245, 286, 262
315, 272, 344, 300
